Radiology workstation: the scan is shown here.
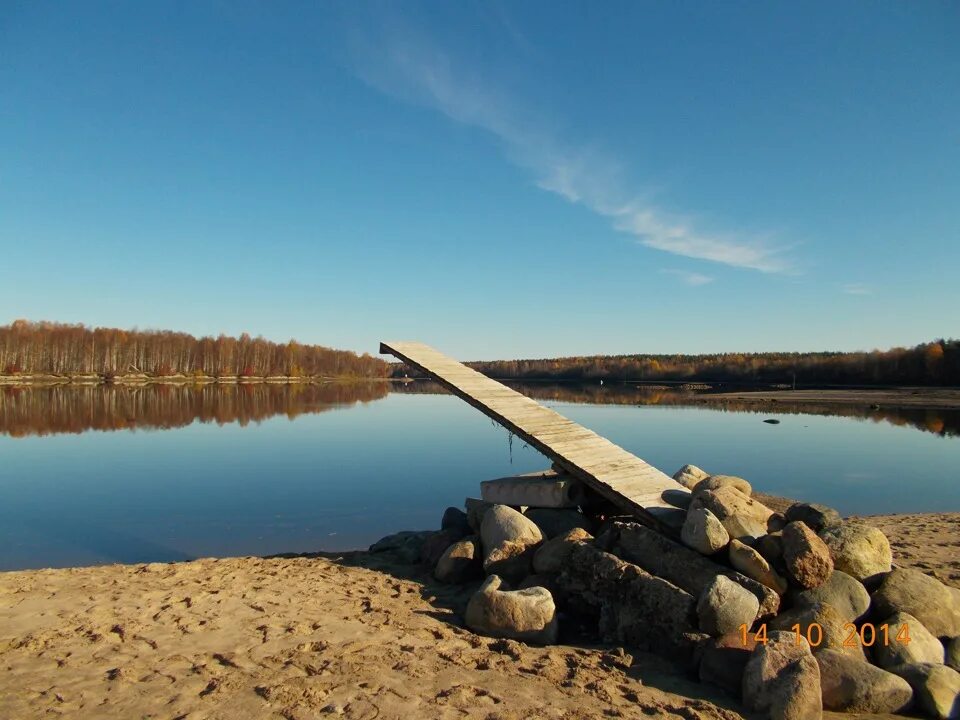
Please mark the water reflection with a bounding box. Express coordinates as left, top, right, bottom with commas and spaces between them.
393, 380, 960, 438
0, 382, 390, 437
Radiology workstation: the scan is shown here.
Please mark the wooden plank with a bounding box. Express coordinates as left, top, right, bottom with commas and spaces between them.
380, 340, 686, 530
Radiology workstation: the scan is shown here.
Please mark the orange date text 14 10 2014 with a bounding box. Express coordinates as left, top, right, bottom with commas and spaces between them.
738, 622, 912, 648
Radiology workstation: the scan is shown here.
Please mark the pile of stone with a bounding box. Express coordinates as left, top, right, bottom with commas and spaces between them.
370, 465, 960, 720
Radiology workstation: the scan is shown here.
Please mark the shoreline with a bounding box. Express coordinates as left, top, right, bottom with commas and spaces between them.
0, 375, 396, 386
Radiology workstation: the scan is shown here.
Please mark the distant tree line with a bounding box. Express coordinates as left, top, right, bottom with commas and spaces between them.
393, 340, 960, 386
0, 321, 390, 379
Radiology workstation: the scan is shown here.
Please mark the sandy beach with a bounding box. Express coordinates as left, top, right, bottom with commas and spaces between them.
2, 512, 957, 720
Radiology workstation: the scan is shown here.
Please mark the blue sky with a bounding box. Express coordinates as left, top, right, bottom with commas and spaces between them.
2, 2, 958, 359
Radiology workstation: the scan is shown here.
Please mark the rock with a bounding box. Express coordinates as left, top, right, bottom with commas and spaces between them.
763, 418, 781, 424
434, 537, 482, 584
699, 630, 756, 695
612, 522, 779, 618
697, 575, 760, 636
523, 508, 592, 539
662, 488, 693, 510
681, 507, 730, 556
673, 464, 710, 489
441, 506, 471, 534
872, 568, 960, 638
465, 498, 495, 533
771, 601, 865, 660
729, 539, 788, 595
420, 527, 469, 568
755, 532, 784, 565
782, 521, 834, 589
556, 542, 702, 662
891, 662, 960, 719
819, 522, 892, 583
464, 575, 558, 644
791, 569, 870, 623
948, 638, 960, 672
874, 612, 945, 668
483, 540, 537, 585
689, 486, 774, 541
784, 503, 842, 533
480, 505, 543, 554
693, 474, 753, 499
368, 530, 432, 564
742, 631, 823, 720
532, 527, 592, 574
517, 573, 557, 593
767, 512, 787, 533
815, 648, 913, 714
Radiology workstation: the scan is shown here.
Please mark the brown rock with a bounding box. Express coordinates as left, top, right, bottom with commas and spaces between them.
742, 631, 822, 719
689, 485, 774, 541
699, 630, 756, 696
729, 539, 788, 595
782, 521, 834, 589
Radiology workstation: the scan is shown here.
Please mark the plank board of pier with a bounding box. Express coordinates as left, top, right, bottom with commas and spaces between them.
380, 340, 686, 529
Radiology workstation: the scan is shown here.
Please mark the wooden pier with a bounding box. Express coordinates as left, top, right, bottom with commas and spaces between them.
380, 341, 686, 530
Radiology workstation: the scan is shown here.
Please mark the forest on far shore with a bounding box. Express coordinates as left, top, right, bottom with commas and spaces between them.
391, 340, 960, 387
0, 321, 390, 379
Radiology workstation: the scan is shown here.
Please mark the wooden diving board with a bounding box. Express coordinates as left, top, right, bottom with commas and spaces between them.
380, 341, 687, 530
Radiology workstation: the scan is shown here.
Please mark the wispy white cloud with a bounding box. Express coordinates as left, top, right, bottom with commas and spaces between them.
660, 269, 714, 286
347, 22, 793, 274
842, 283, 873, 296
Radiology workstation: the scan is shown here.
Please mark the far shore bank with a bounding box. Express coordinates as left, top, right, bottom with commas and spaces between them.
0, 374, 395, 386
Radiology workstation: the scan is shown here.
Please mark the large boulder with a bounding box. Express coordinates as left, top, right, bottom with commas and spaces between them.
699, 630, 756, 696
434, 537, 482, 584
874, 612, 946, 668
465, 498, 495, 533
420, 527, 469, 568
771, 601, 865, 660
481, 504, 543, 552
464, 575, 558, 644
690, 485, 775, 541
697, 575, 760, 636
891, 663, 960, 720
673, 464, 710, 489
819, 522, 892, 583
681, 507, 730, 556
369, 530, 432, 564
755, 532, 785, 566
872, 568, 960, 638
532, 527, 592, 574
782, 521, 834, 589
523, 508, 592, 539
483, 540, 537, 585
556, 542, 702, 662
692, 474, 752, 500
729, 539, 788, 595
441, 506, 471, 534
742, 631, 822, 720
790, 570, 870, 624
612, 522, 779, 618
784, 502, 842, 533
815, 648, 913, 714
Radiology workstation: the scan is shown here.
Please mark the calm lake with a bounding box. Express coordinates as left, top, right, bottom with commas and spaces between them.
2, 382, 959, 571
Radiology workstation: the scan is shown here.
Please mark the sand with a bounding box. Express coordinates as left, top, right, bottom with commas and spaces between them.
2, 513, 958, 720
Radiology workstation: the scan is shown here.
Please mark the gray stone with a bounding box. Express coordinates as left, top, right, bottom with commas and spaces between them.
673, 464, 710, 489
612, 522, 779, 618
782, 521, 834, 589
815, 648, 913, 714
681, 507, 730, 556
699, 631, 756, 696
441, 506, 471, 533
784, 502, 842, 533
872, 568, 960, 638
465, 498, 495, 533
517, 573, 557, 594
368, 530, 432, 564
874, 612, 946, 669
819, 522, 892, 583
771, 601, 865, 660
662, 488, 693, 510
891, 662, 960, 719
532, 527, 592, 575
948, 637, 960, 672
523, 507, 592, 539
420, 527, 468, 568
434, 537, 482, 584
755, 532, 785, 565
689, 485, 774, 541
697, 575, 760, 636
464, 575, 558, 644
556, 542, 702, 662
728, 538, 788, 595
742, 631, 823, 720
483, 540, 537, 585
790, 569, 870, 624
